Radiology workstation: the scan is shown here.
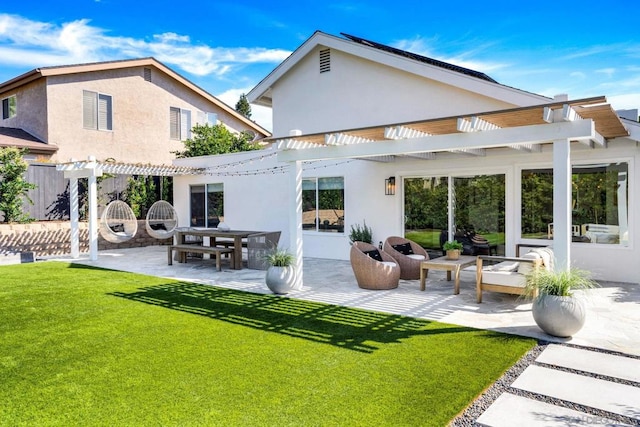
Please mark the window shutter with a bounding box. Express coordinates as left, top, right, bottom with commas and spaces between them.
83, 91, 97, 129
97, 94, 112, 131
170, 107, 180, 140
1, 98, 8, 120
181, 109, 191, 140
143, 68, 152, 82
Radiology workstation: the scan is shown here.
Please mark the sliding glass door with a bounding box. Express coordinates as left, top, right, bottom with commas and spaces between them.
404, 174, 505, 255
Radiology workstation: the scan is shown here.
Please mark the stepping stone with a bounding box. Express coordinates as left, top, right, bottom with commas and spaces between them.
512, 365, 640, 420
537, 344, 640, 383
476, 393, 622, 427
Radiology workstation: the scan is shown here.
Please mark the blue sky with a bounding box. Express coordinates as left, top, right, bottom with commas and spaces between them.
1, 0, 639, 130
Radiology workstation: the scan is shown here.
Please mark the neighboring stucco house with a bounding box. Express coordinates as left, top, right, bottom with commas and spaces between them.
170, 31, 638, 284
0, 57, 269, 164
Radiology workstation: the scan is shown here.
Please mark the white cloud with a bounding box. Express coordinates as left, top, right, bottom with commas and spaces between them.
596, 68, 616, 78
0, 13, 291, 77
392, 36, 506, 74
608, 94, 640, 111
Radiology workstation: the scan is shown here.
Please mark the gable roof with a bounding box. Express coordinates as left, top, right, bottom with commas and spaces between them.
340, 33, 498, 83
0, 127, 57, 155
247, 31, 550, 108
0, 57, 270, 138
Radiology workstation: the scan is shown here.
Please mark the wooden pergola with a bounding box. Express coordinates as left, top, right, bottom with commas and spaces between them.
271, 97, 630, 286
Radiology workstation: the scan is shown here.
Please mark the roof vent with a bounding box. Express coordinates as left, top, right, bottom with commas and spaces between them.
144, 68, 152, 82
319, 49, 330, 73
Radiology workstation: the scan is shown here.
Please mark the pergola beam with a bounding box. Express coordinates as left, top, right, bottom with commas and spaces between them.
384, 125, 431, 140
278, 119, 596, 162
325, 133, 373, 145
403, 152, 436, 160
449, 148, 486, 156
457, 116, 501, 132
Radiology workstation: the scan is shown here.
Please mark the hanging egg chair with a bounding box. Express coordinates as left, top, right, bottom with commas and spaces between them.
99, 200, 138, 243
145, 200, 178, 239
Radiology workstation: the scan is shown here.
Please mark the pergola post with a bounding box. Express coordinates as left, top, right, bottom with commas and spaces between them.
288, 160, 304, 289
553, 139, 572, 271
69, 177, 79, 259
88, 168, 99, 261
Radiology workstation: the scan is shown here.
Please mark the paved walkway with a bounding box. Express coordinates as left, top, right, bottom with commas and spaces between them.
49, 246, 640, 425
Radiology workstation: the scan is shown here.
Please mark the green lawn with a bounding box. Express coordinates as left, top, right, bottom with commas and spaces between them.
0, 262, 535, 426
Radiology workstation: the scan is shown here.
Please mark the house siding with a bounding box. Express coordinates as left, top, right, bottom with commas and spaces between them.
271, 46, 526, 137
173, 138, 639, 284
0, 79, 48, 143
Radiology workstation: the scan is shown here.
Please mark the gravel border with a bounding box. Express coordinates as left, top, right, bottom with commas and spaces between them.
450, 341, 640, 426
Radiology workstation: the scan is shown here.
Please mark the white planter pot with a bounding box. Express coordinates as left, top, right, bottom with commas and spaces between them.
265, 266, 296, 294
532, 294, 586, 338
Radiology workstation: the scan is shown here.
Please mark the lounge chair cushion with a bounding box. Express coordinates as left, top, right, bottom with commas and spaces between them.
392, 242, 414, 255
407, 254, 426, 260
363, 249, 383, 262
482, 271, 527, 287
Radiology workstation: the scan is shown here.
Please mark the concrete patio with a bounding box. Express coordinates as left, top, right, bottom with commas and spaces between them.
52, 245, 640, 357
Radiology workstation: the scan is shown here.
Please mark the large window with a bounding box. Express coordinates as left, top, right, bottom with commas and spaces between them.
190, 183, 223, 228
404, 174, 505, 254
1, 95, 17, 119
170, 107, 192, 140
302, 177, 344, 233
83, 90, 112, 131
521, 162, 629, 245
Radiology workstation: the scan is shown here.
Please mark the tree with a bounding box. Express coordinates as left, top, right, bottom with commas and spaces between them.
0, 147, 37, 223
173, 123, 260, 158
125, 175, 157, 218
235, 93, 252, 119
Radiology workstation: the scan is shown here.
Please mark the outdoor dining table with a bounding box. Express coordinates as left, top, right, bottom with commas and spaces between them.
174, 228, 262, 270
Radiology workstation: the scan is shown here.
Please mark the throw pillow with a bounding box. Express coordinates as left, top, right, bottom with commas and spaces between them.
363, 249, 383, 262
109, 223, 125, 233
150, 223, 167, 231
392, 242, 414, 255
518, 251, 541, 275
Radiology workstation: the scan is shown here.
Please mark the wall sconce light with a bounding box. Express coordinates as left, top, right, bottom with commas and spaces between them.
385, 176, 396, 195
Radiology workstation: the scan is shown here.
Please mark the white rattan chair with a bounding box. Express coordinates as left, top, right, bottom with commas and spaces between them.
145, 200, 178, 239
99, 200, 138, 243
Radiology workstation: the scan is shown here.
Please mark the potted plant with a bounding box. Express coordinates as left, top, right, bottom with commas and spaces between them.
264, 247, 296, 294
524, 267, 597, 337
443, 240, 463, 260
348, 220, 373, 245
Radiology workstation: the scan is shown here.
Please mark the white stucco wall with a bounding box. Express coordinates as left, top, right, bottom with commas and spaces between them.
173, 138, 639, 285
269, 46, 543, 137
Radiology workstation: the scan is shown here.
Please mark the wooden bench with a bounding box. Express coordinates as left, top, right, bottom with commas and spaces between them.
167, 244, 234, 271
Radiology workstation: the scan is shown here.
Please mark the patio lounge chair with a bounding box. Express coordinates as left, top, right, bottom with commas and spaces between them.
383, 236, 429, 280
350, 241, 400, 290
475, 247, 553, 303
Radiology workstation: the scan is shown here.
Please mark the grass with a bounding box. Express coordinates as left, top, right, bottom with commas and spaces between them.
0, 262, 535, 426
406, 229, 506, 251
